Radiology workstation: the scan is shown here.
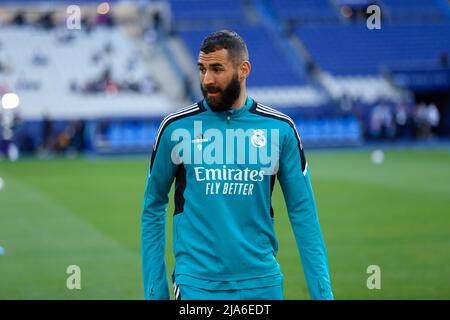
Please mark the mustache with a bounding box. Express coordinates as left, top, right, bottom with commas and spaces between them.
200, 72, 240, 112
203, 85, 221, 93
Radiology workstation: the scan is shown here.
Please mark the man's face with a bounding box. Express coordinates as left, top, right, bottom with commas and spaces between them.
198, 49, 241, 112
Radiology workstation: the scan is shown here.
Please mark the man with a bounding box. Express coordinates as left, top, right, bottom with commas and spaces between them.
141, 30, 333, 300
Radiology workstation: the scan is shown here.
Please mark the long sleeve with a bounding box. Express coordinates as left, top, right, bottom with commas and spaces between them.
141, 126, 177, 300
277, 124, 334, 300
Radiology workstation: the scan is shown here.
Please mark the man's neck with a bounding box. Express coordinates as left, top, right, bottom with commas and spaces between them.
231, 87, 247, 110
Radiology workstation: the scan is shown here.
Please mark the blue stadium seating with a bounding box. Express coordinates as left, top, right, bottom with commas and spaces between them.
169, 0, 247, 23
382, 0, 449, 24
296, 23, 450, 75
297, 116, 362, 147
101, 116, 362, 151
267, 0, 340, 24
104, 121, 158, 152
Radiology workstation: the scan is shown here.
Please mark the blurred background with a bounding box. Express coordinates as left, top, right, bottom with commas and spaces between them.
0, 0, 449, 299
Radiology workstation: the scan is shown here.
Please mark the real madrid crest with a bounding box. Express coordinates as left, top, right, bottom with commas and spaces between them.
251, 129, 266, 148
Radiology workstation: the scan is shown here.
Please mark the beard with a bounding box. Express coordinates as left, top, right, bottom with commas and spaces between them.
200, 73, 241, 112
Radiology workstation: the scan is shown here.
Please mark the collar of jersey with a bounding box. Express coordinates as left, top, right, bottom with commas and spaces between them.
202, 96, 254, 117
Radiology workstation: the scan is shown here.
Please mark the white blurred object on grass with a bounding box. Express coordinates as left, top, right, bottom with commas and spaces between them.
371, 150, 385, 164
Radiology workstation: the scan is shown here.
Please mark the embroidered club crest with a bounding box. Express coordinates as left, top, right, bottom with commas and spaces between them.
251, 129, 266, 148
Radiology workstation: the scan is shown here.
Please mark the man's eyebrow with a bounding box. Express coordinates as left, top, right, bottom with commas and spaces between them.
197, 62, 224, 68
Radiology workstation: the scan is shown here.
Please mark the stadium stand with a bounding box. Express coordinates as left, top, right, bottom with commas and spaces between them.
266, 0, 340, 25
169, 0, 332, 109
382, 0, 449, 24
1, 0, 449, 157
0, 24, 176, 120
296, 23, 450, 75
169, 0, 247, 24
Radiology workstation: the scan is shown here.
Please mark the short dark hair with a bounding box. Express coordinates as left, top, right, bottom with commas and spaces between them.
200, 30, 249, 65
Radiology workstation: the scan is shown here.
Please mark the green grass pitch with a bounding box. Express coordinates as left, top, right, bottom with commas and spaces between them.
0, 149, 449, 299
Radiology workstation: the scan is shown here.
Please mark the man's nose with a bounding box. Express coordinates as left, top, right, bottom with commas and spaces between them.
203, 70, 215, 86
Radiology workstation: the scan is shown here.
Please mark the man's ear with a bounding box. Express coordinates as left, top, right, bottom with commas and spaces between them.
239, 61, 251, 80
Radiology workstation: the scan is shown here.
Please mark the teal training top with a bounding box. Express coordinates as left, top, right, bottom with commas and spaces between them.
141, 97, 333, 300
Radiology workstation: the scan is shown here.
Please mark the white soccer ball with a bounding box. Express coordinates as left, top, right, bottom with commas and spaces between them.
0, 177, 4, 191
